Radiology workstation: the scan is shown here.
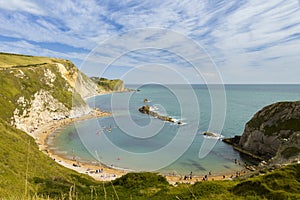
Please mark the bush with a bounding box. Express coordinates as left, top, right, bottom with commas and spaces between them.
113, 172, 169, 189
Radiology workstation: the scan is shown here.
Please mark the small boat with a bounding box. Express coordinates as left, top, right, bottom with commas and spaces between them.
202, 131, 224, 139
106, 125, 112, 133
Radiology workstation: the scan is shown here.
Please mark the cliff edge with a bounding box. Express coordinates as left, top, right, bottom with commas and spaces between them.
0, 52, 98, 134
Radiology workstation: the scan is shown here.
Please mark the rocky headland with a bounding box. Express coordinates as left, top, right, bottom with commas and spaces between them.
91, 77, 125, 92
223, 101, 300, 165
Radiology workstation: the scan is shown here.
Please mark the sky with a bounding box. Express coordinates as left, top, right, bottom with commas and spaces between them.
0, 0, 300, 84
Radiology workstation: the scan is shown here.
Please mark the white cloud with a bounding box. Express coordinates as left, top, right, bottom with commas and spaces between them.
0, 0, 44, 15
0, 0, 300, 83
209, 0, 300, 83
0, 40, 87, 64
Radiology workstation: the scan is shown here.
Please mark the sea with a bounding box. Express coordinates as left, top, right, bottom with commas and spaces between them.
47, 84, 300, 176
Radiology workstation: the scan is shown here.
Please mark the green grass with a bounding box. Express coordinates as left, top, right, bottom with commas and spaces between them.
0, 119, 100, 199
1, 116, 300, 199
232, 164, 300, 199
1, 52, 300, 199
0, 52, 61, 68
281, 147, 300, 159
0, 60, 85, 122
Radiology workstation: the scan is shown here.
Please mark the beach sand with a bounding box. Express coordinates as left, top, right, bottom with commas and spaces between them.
31, 109, 128, 181
32, 108, 250, 184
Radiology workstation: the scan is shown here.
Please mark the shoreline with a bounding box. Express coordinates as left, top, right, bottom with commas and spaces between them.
32, 92, 252, 184
33, 108, 129, 181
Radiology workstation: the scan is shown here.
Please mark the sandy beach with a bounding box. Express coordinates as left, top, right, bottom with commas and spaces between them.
31, 108, 129, 181
32, 105, 250, 184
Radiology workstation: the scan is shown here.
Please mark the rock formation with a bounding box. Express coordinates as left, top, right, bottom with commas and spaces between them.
138, 105, 174, 123
224, 101, 300, 164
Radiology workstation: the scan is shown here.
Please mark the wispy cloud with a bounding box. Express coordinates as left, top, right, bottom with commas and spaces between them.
0, 0, 44, 15
0, 40, 87, 65
0, 0, 299, 83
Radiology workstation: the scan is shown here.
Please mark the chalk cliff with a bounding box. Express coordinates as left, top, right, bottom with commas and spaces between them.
0, 53, 98, 135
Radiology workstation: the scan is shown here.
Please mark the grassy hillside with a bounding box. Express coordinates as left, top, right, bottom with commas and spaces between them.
0, 53, 86, 124
0, 63, 72, 121
1, 120, 299, 200
0, 119, 100, 198
232, 163, 300, 199
0, 52, 60, 68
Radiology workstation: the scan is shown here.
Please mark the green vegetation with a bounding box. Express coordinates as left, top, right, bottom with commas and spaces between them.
1, 112, 300, 199
91, 77, 124, 91
2, 127, 299, 200
0, 56, 85, 122
1, 107, 299, 199
1, 52, 300, 199
0, 52, 60, 68
232, 164, 300, 199
0, 64, 67, 121
247, 101, 300, 137
0, 119, 100, 199
113, 172, 168, 189
281, 147, 300, 159
264, 118, 300, 136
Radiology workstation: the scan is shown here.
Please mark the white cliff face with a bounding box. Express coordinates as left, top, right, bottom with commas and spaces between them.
43, 68, 56, 87
12, 90, 69, 135
74, 72, 98, 99
56, 62, 98, 98
9, 60, 98, 135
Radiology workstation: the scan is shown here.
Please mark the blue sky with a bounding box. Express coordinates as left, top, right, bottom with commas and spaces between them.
1, 0, 300, 83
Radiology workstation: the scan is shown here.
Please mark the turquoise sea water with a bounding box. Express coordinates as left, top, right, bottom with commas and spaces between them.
47, 84, 300, 176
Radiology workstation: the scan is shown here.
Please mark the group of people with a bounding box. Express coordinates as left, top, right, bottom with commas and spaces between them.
183, 171, 193, 180
220, 158, 248, 180
201, 170, 213, 181
95, 169, 103, 173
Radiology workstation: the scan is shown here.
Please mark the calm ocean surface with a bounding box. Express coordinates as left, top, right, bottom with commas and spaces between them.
47, 84, 300, 176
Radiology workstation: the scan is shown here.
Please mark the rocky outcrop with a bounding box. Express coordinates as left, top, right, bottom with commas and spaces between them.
13, 90, 69, 133
0, 53, 98, 135
224, 101, 300, 164
138, 105, 174, 123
